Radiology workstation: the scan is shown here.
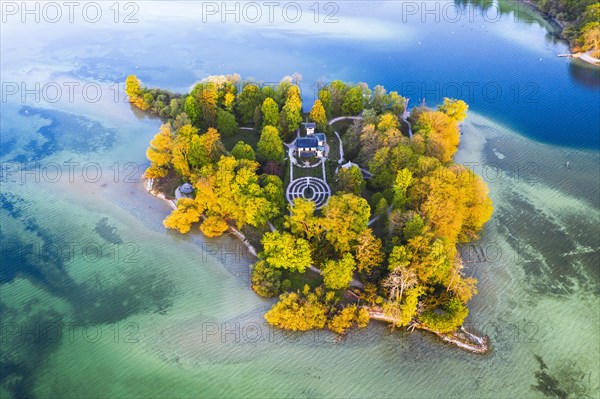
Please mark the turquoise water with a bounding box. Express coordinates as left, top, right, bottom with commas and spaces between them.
1, 1, 599, 398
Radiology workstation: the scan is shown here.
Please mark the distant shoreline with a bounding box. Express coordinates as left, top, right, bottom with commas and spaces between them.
519, 0, 600, 67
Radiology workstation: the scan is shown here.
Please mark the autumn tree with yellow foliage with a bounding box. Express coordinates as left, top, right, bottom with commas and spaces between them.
163, 198, 204, 234
145, 124, 173, 178
309, 99, 328, 131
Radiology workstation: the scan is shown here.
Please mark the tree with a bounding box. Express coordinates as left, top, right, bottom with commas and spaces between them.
361, 108, 378, 125
261, 174, 285, 216
216, 109, 238, 137
284, 198, 323, 240
420, 297, 469, 333
261, 231, 312, 273
125, 75, 147, 109
280, 87, 303, 138
414, 110, 460, 163
438, 98, 469, 122
328, 80, 348, 116
410, 165, 492, 243
188, 127, 224, 168
257, 125, 285, 163
144, 93, 156, 110
342, 85, 364, 115
145, 124, 173, 177
196, 156, 281, 229
399, 285, 424, 326
261, 85, 276, 101
199, 215, 229, 237
368, 144, 418, 190
581, 22, 600, 57
371, 85, 388, 113
393, 168, 413, 209
341, 119, 362, 160
357, 307, 370, 327
125, 75, 142, 98
403, 213, 425, 241
163, 198, 204, 234
172, 113, 191, 131
184, 95, 201, 126
171, 126, 196, 177
334, 166, 365, 195
322, 252, 356, 290
328, 305, 359, 334
187, 134, 204, 170
200, 127, 225, 163
456, 167, 494, 241
318, 88, 333, 119
401, 234, 453, 285
199, 85, 218, 128
265, 291, 327, 331
224, 92, 235, 112
261, 97, 280, 128
358, 123, 384, 165
274, 78, 293, 107
389, 91, 406, 115
377, 112, 400, 132
251, 260, 283, 298
253, 105, 262, 128
169, 98, 181, 118
309, 99, 328, 131
375, 197, 389, 226
238, 83, 262, 124
446, 259, 478, 303
354, 229, 384, 274
231, 141, 256, 161
583, 3, 600, 24
322, 194, 371, 253
383, 267, 417, 303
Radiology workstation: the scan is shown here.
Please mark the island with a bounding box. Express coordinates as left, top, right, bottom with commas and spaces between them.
126, 74, 494, 354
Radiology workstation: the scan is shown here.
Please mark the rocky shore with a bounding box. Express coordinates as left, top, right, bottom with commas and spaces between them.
368, 308, 490, 354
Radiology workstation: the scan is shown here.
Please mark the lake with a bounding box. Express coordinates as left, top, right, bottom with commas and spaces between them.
1, 1, 599, 398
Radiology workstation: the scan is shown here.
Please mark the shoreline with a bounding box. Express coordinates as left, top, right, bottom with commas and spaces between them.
519, 0, 600, 67
367, 308, 490, 355
143, 177, 259, 258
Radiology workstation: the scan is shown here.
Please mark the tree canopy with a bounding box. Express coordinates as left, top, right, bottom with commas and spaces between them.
335, 166, 366, 195
261, 97, 280, 128
261, 231, 312, 273
257, 125, 285, 163
322, 194, 371, 253
310, 99, 328, 131
322, 252, 357, 290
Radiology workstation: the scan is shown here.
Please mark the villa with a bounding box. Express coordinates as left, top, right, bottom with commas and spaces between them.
296, 122, 326, 158
305, 122, 316, 135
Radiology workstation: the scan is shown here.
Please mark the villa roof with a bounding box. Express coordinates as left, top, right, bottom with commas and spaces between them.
315, 133, 326, 140
180, 183, 194, 193
304, 122, 316, 128
297, 137, 319, 148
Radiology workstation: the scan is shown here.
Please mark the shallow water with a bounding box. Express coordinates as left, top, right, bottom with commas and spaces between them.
1, 1, 599, 398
